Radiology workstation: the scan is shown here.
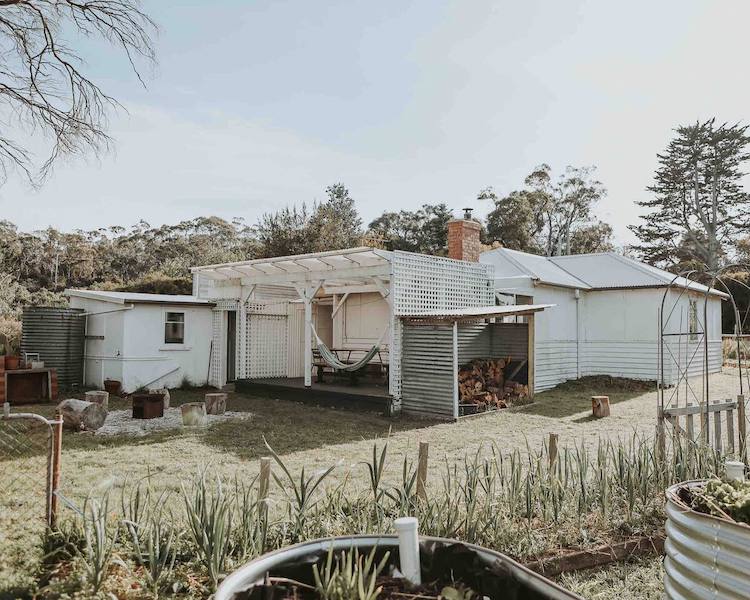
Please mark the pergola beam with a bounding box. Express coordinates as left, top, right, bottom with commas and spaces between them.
238, 264, 391, 287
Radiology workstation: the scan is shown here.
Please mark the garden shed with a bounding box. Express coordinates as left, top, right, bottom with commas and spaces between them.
190, 246, 550, 418
64, 290, 214, 393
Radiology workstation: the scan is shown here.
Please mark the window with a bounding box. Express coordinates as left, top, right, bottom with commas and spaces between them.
165, 312, 185, 344
688, 299, 698, 341
513, 294, 534, 323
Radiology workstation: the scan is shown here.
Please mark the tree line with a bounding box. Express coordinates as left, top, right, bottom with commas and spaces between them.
3, 118, 750, 352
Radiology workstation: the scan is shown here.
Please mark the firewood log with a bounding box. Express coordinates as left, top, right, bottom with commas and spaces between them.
57, 398, 107, 431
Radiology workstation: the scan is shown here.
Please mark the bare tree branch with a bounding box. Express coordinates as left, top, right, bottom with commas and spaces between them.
0, 0, 156, 185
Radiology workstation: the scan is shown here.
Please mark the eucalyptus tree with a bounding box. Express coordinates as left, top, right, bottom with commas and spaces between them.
483, 164, 608, 256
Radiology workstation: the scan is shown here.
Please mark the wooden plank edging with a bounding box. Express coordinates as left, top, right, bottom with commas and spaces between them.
522, 533, 665, 576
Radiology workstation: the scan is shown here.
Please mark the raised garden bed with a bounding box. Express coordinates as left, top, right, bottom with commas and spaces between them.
664, 479, 750, 599
217, 535, 582, 600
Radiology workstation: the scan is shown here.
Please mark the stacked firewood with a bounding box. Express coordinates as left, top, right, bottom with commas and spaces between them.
458, 357, 529, 410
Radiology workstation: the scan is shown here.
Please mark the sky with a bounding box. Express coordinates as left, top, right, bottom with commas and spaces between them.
2, 0, 750, 246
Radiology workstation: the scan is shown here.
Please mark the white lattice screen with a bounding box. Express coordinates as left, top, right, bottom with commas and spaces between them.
247, 313, 288, 378
390, 251, 494, 399
208, 300, 239, 388
209, 310, 223, 387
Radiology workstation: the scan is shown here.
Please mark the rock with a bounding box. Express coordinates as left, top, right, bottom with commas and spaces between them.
205, 392, 227, 415
181, 402, 207, 427
84, 390, 109, 411
148, 387, 170, 409
57, 398, 107, 431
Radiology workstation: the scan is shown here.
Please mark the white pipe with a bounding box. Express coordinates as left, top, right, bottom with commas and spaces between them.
394, 517, 421, 585
726, 459, 745, 481
575, 289, 581, 379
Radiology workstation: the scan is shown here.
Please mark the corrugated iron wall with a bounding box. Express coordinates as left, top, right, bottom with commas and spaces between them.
401, 321, 531, 419
490, 323, 528, 361
401, 324, 455, 419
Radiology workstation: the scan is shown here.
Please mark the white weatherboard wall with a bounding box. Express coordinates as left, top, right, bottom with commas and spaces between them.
71, 296, 127, 388
69, 297, 213, 392
491, 282, 723, 393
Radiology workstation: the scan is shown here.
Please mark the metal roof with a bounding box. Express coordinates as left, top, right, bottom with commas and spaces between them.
64, 289, 215, 306
549, 253, 727, 296
399, 303, 554, 323
481, 248, 590, 289
481, 249, 726, 297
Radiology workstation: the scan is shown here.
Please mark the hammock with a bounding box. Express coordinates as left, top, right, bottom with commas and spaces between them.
310, 323, 388, 372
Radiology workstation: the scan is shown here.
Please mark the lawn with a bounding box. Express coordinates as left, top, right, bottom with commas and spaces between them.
1, 372, 736, 598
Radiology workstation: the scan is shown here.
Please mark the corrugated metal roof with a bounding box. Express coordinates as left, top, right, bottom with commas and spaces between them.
481, 249, 726, 297
400, 303, 554, 322
482, 248, 591, 289
550, 253, 726, 296
64, 289, 214, 306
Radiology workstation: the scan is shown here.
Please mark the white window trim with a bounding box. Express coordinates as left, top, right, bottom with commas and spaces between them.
163, 308, 187, 347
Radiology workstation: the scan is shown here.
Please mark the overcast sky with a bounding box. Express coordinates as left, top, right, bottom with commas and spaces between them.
2, 0, 749, 246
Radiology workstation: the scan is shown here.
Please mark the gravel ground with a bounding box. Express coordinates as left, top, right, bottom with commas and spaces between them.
95, 407, 252, 436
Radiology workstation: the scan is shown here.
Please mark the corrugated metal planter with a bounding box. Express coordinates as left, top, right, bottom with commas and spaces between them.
216, 535, 582, 600
664, 480, 750, 600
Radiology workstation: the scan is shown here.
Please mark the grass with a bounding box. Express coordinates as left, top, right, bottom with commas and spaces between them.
558, 556, 664, 599
519, 376, 655, 419
0, 375, 732, 598
2, 429, 721, 598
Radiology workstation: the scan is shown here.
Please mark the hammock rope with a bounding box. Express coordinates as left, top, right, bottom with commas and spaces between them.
310, 323, 389, 372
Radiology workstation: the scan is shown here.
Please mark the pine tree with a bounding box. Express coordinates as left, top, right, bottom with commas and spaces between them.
629, 119, 750, 270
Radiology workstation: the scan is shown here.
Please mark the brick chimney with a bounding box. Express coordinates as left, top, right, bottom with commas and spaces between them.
447, 208, 482, 262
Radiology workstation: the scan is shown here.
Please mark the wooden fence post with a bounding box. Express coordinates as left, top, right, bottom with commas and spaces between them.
258, 457, 271, 519
417, 442, 429, 500
49, 410, 63, 529
656, 407, 666, 463
548, 433, 559, 473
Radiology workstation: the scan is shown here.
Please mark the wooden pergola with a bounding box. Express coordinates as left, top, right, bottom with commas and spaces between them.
192, 248, 393, 388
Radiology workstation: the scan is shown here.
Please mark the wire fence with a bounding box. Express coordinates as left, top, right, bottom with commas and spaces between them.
0, 405, 62, 557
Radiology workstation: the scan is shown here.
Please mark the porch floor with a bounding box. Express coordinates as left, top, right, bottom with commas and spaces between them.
235, 377, 391, 412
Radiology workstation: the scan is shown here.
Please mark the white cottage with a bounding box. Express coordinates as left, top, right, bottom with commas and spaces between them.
479, 248, 726, 392
191, 240, 549, 420
64, 290, 214, 393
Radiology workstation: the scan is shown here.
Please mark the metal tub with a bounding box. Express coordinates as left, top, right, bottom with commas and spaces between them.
216, 535, 582, 600
664, 480, 750, 600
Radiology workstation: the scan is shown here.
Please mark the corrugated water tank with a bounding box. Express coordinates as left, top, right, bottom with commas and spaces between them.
21, 306, 85, 388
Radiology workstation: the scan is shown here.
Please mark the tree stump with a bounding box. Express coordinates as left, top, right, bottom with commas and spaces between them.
84, 390, 109, 411
148, 388, 170, 409
592, 396, 611, 418
57, 398, 107, 431
181, 402, 207, 427
205, 392, 227, 415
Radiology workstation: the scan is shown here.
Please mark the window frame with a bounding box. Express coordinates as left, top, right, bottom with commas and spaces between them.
688, 298, 698, 342
164, 310, 186, 345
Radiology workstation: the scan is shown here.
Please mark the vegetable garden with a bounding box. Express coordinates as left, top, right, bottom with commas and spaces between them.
22, 433, 723, 599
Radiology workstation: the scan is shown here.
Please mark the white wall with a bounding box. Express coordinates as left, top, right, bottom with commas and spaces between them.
68, 297, 213, 392
68, 297, 127, 389
491, 281, 724, 393
121, 304, 213, 391
333, 292, 390, 350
